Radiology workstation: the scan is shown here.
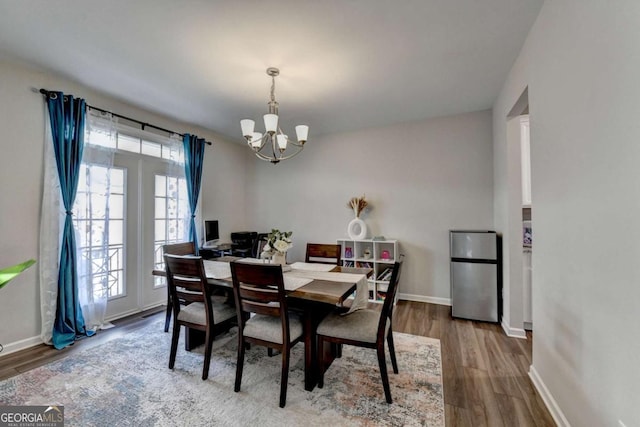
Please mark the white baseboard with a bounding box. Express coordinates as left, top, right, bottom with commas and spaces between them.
501, 318, 527, 339
397, 293, 451, 306
0, 335, 42, 358
529, 365, 571, 427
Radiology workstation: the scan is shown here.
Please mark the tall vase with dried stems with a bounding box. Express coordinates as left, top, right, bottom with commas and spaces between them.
347, 196, 370, 240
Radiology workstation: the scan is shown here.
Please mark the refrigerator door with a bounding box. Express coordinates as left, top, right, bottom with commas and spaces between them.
451, 261, 498, 322
450, 231, 497, 260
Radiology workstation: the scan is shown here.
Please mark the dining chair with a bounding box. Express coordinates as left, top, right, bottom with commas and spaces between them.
305, 243, 342, 265
317, 256, 404, 403
230, 262, 304, 408
162, 242, 196, 332
164, 254, 236, 380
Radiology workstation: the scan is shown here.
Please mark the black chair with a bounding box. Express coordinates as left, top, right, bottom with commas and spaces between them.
253, 233, 269, 258
230, 231, 258, 257
230, 262, 304, 408
164, 254, 237, 380
317, 256, 404, 403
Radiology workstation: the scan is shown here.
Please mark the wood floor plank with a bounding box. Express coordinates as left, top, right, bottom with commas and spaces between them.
495, 393, 538, 427
463, 366, 506, 427
456, 319, 487, 370
445, 403, 473, 427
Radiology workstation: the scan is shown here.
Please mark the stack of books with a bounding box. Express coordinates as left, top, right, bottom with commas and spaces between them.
376, 267, 393, 281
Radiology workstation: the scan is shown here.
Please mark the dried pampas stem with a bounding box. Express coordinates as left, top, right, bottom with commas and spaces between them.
347, 195, 370, 218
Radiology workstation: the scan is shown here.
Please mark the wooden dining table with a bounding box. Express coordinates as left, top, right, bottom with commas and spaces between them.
153, 257, 372, 391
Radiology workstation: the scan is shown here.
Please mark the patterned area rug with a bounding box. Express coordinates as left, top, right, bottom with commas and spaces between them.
0, 318, 444, 426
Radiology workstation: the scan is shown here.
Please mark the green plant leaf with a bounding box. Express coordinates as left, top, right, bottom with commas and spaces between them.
0, 259, 36, 289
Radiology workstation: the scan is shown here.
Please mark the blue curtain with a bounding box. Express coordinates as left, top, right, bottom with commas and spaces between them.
46, 91, 94, 349
183, 134, 206, 255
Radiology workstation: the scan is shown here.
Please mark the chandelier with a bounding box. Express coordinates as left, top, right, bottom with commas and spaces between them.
240, 67, 309, 164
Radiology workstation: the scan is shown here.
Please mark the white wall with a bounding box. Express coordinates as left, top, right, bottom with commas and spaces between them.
0, 59, 249, 352
493, 1, 640, 425
246, 111, 494, 301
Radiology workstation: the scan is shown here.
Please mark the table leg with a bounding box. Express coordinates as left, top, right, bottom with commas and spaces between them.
298, 302, 338, 392
184, 327, 205, 351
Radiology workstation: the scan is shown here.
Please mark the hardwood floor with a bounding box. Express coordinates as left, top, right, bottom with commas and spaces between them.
0, 302, 554, 426
392, 301, 555, 427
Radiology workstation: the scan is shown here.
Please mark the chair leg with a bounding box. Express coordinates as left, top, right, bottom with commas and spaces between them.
279, 346, 290, 408
387, 330, 399, 374
234, 336, 245, 392
318, 336, 325, 388
202, 329, 213, 380
164, 301, 172, 333
377, 344, 392, 404
169, 322, 180, 369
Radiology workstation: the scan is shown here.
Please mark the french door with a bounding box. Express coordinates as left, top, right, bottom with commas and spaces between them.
99, 154, 186, 320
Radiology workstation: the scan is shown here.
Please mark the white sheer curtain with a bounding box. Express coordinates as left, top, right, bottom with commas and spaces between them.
39, 109, 117, 344
167, 133, 191, 244
39, 113, 64, 345
77, 110, 117, 331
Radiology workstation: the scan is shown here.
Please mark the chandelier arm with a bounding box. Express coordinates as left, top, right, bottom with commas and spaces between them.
253, 151, 279, 162
270, 145, 304, 162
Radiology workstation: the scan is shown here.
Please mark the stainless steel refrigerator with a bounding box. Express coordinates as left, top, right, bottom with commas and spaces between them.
450, 230, 502, 322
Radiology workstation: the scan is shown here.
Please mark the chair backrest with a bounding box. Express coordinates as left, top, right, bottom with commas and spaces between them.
163, 242, 196, 256
253, 233, 269, 258
230, 262, 291, 342
377, 256, 404, 342
231, 232, 258, 249
164, 254, 212, 323
305, 243, 342, 265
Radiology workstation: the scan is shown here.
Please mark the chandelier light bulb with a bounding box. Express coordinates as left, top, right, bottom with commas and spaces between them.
251, 132, 262, 148
264, 114, 278, 134
277, 134, 288, 152
240, 119, 255, 139
295, 125, 309, 144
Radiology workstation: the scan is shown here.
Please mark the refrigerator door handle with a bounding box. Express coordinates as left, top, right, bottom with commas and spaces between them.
451, 257, 497, 264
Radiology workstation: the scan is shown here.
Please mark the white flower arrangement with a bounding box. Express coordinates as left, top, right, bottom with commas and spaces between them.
260, 229, 293, 258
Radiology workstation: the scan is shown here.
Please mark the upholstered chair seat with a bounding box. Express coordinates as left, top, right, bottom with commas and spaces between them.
243, 313, 303, 344
177, 301, 236, 326
316, 309, 389, 344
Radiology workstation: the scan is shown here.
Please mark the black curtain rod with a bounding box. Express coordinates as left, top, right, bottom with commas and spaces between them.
39, 88, 212, 145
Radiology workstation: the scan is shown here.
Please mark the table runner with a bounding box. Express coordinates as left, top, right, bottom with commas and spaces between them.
289, 262, 336, 272
203, 260, 312, 291
285, 270, 369, 313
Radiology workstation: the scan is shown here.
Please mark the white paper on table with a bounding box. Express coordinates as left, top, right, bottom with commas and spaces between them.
285, 270, 369, 313
203, 260, 231, 279
289, 262, 336, 272
235, 257, 272, 265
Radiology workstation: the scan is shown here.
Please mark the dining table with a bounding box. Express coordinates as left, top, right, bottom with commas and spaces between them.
153, 257, 373, 391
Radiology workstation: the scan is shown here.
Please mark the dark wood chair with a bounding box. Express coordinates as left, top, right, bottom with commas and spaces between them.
230, 262, 304, 408
164, 254, 236, 380
317, 256, 404, 403
162, 242, 196, 332
305, 243, 342, 265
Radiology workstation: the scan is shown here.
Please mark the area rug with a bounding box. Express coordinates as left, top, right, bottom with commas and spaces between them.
0, 318, 444, 426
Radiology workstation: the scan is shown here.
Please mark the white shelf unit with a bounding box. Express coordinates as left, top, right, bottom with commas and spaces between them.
337, 238, 399, 304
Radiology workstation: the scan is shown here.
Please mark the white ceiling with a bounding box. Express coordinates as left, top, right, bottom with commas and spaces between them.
0, 0, 542, 142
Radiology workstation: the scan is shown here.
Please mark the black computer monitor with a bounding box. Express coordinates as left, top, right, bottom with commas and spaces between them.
204, 220, 219, 243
